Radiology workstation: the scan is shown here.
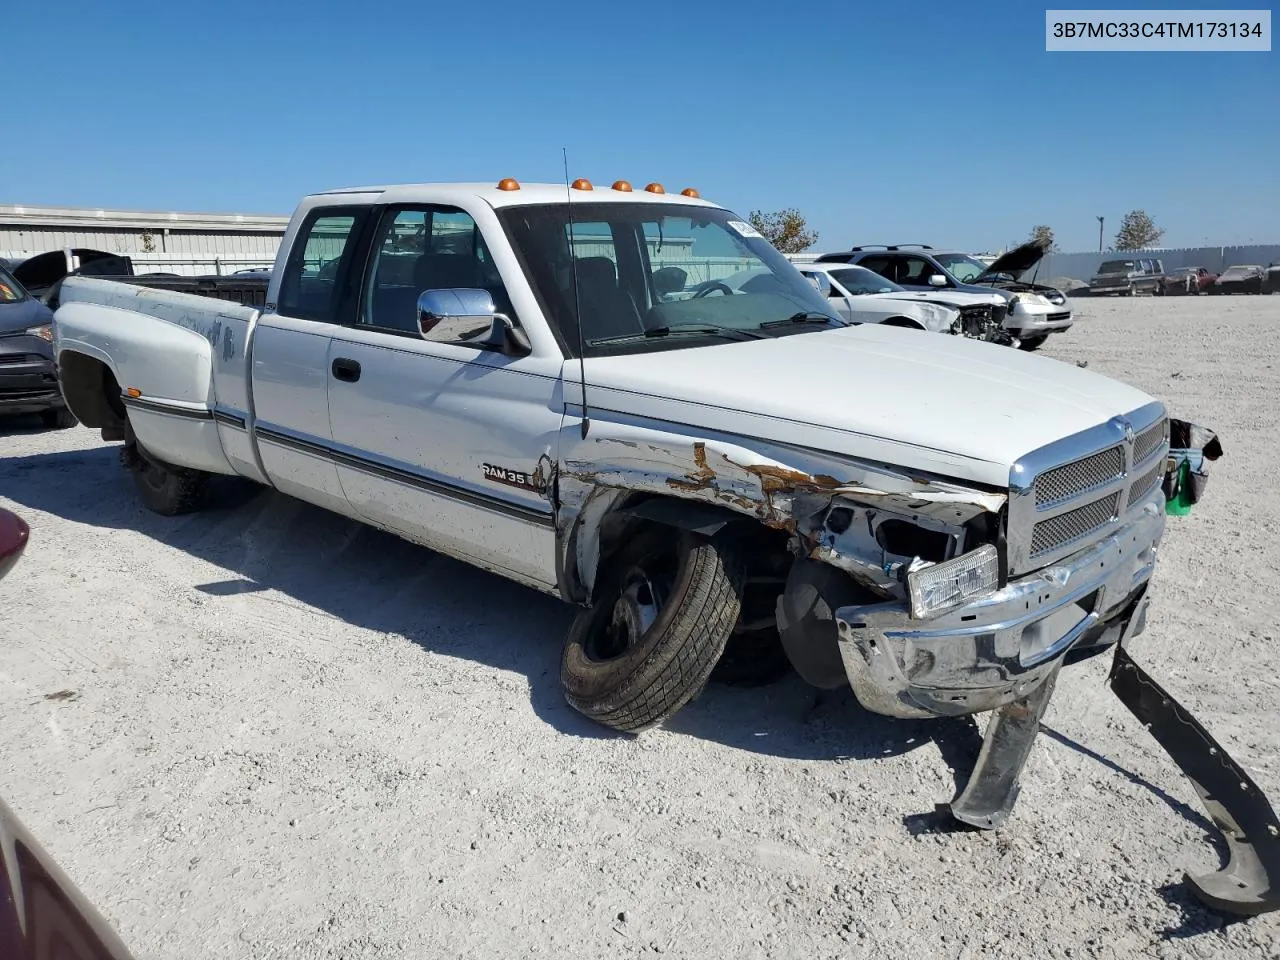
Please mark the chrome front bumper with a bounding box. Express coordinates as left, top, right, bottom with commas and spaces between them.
834, 499, 1165, 719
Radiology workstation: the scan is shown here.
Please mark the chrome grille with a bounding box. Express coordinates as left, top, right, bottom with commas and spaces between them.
1126, 460, 1164, 508
1034, 446, 1124, 508
1031, 493, 1120, 557
1133, 418, 1168, 465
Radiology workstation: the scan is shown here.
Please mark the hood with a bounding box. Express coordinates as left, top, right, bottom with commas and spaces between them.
12, 248, 134, 294
0, 296, 54, 334
580, 324, 1154, 488
978, 241, 1047, 280
866, 290, 1004, 308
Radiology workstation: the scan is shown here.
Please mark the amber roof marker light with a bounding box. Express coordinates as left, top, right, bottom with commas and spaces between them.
644, 183, 665, 194
680, 187, 700, 198
571, 178, 593, 191
611, 180, 633, 192
497, 178, 521, 191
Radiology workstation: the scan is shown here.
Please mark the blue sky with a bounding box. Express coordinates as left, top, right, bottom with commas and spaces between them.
4, 0, 1276, 252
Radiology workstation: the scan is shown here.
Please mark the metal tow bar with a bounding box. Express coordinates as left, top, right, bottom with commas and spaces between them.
944, 646, 1280, 916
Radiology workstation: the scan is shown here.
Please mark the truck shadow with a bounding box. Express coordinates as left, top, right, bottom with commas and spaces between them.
3, 444, 990, 778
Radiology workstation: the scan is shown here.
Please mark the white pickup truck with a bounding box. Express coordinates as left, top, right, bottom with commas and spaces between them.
50, 181, 1280, 913
52, 178, 1169, 737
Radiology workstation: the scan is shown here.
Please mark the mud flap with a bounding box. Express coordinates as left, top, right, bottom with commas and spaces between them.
947, 664, 1061, 829
1109, 644, 1280, 916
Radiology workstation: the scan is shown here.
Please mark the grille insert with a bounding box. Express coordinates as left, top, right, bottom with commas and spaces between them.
1133, 418, 1168, 465
1034, 446, 1124, 508
1031, 493, 1120, 557
1126, 460, 1164, 508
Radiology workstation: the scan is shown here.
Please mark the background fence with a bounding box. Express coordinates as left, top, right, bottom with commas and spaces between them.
1036, 244, 1280, 283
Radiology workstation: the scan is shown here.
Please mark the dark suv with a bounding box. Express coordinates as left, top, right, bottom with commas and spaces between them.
813, 243, 1072, 349
0, 263, 76, 429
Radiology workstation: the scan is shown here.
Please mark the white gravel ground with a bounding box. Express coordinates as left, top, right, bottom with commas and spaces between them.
2, 293, 1279, 960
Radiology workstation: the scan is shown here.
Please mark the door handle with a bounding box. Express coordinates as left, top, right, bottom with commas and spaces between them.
331, 358, 361, 382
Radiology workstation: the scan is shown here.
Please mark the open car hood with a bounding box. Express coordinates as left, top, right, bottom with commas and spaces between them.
978, 241, 1048, 281
12, 248, 135, 295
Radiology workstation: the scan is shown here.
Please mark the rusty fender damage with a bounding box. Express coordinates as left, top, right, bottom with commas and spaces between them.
551, 428, 1005, 607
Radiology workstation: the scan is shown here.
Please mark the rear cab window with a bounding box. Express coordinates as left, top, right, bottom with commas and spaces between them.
276, 208, 368, 323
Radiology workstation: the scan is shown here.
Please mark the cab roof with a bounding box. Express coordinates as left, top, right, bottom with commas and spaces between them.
307, 182, 720, 210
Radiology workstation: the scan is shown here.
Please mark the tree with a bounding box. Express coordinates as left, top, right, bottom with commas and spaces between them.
1113, 210, 1164, 251
747, 209, 818, 254
1028, 225, 1057, 252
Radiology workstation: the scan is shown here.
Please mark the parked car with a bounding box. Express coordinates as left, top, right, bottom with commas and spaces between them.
794, 262, 1011, 340
1210, 264, 1266, 295
0, 507, 138, 960
813, 243, 1071, 350
0, 262, 77, 429
699, 264, 965, 335
1266, 262, 1280, 295
1160, 266, 1217, 295
1087, 257, 1166, 296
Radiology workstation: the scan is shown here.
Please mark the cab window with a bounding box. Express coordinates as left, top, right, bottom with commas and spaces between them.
277, 210, 365, 324
361, 206, 516, 336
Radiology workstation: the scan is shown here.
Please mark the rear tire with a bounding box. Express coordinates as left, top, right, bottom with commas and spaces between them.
124, 421, 210, 516
1017, 335, 1048, 351
41, 407, 78, 430
561, 526, 746, 733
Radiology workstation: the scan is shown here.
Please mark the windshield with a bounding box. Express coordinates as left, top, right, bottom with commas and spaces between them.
1097, 260, 1136, 274
829, 266, 903, 295
497, 202, 841, 356
0, 265, 29, 303
931, 253, 989, 283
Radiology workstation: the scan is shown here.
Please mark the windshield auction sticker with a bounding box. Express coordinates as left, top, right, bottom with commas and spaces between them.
1046, 9, 1271, 50
726, 220, 764, 239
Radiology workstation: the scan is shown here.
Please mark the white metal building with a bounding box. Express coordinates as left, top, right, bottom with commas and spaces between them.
0, 203, 289, 276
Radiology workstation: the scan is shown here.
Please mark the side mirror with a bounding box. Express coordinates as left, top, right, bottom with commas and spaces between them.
805, 272, 833, 297
927, 274, 948, 287
417, 288, 530, 356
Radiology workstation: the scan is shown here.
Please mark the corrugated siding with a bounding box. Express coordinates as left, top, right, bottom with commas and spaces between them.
0, 225, 285, 267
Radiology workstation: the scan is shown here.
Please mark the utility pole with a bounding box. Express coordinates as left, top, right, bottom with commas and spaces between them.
1097, 216, 1105, 253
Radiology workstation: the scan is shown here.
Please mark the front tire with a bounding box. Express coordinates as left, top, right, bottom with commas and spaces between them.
1018, 335, 1048, 351
561, 526, 746, 733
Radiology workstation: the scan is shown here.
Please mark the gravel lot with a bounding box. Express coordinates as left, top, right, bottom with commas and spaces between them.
2, 293, 1279, 960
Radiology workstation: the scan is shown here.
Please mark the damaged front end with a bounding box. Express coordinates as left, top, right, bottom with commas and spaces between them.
554, 407, 1278, 916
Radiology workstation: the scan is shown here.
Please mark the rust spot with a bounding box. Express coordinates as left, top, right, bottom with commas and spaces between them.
674, 441, 717, 489
746, 463, 843, 494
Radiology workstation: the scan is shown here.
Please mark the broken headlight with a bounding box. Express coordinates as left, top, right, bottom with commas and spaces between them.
907, 544, 999, 620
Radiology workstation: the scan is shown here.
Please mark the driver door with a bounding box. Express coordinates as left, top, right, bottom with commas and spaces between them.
323, 204, 564, 590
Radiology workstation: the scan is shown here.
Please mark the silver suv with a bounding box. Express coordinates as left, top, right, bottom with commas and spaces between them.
1088, 257, 1166, 296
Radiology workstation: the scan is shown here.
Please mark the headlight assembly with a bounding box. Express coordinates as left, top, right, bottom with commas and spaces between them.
906, 544, 999, 619
25, 324, 53, 343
